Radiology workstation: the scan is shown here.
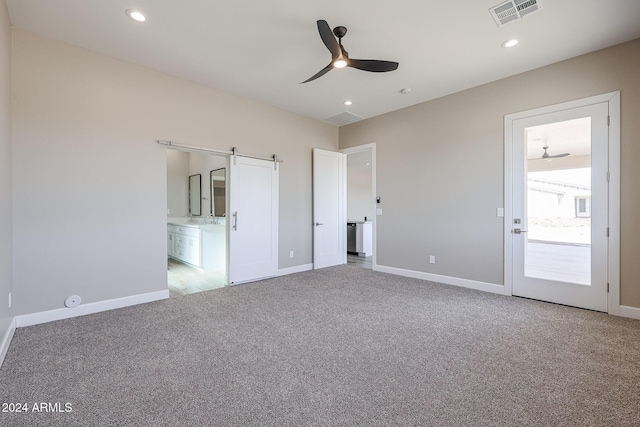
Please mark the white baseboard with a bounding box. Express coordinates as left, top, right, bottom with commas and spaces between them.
0, 317, 16, 368
374, 265, 504, 295
617, 305, 640, 320
15, 290, 170, 328
277, 263, 313, 276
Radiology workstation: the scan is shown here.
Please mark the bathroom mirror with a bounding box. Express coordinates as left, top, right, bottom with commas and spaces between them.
210, 168, 226, 217
189, 174, 202, 216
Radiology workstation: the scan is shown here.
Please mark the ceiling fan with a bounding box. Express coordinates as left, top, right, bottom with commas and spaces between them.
540, 145, 570, 159
301, 20, 399, 83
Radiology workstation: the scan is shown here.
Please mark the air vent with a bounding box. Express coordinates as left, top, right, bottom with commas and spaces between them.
325, 111, 364, 126
489, 0, 543, 27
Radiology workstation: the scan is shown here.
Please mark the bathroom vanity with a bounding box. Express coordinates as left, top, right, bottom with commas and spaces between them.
167, 221, 226, 271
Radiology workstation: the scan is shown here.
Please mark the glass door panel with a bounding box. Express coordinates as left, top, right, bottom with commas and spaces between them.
524, 117, 592, 285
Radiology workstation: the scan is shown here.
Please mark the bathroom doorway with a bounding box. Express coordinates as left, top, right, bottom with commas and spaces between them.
166, 149, 228, 297
343, 144, 375, 270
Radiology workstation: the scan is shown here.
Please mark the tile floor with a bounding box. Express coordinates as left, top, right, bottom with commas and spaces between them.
347, 253, 372, 269
167, 258, 227, 298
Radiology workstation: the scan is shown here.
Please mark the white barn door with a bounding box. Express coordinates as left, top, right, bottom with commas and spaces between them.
229, 156, 279, 284
313, 148, 346, 269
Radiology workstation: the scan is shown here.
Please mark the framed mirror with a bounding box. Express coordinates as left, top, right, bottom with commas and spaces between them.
189, 174, 202, 216
210, 168, 226, 217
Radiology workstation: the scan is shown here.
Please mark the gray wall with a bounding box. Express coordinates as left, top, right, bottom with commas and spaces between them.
12, 29, 338, 316
347, 167, 374, 222
0, 1, 13, 344
340, 39, 640, 308
166, 150, 189, 218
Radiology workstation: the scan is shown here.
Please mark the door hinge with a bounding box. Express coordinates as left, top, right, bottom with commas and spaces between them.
607, 115, 610, 126
607, 282, 610, 293
606, 171, 610, 182
606, 227, 610, 237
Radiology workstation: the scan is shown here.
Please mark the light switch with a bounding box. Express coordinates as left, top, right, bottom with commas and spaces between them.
496, 208, 504, 217
376, 209, 383, 216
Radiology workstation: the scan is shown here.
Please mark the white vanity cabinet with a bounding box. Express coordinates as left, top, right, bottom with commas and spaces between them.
168, 222, 226, 271
168, 224, 202, 267
356, 222, 372, 256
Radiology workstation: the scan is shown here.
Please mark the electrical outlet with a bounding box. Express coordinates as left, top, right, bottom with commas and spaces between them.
289, 251, 294, 258
429, 255, 435, 264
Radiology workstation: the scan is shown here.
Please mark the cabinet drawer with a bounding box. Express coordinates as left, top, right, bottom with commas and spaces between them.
176, 226, 200, 237
176, 234, 187, 248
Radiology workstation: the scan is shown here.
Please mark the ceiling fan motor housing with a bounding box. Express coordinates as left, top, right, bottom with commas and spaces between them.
333, 26, 347, 38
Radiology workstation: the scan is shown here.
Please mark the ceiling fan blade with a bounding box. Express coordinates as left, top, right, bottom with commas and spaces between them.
549, 153, 570, 158
348, 59, 399, 72
317, 20, 340, 59
301, 63, 333, 84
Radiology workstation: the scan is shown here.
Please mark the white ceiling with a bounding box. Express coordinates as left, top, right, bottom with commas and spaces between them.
6, 0, 640, 126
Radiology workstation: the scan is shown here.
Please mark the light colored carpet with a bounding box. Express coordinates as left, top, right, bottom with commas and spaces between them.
1, 265, 639, 426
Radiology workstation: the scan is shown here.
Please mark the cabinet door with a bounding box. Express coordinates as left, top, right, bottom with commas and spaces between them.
168, 232, 176, 257
186, 235, 201, 267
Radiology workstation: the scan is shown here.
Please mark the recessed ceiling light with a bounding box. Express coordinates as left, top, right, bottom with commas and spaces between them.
344, 100, 353, 106
400, 87, 412, 94
126, 9, 146, 22
502, 38, 519, 48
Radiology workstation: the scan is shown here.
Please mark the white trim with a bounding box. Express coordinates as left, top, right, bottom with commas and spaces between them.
617, 305, 640, 320
504, 91, 621, 311
606, 92, 621, 316
15, 290, 169, 328
0, 318, 16, 368
504, 116, 514, 296
340, 143, 377, 270
375, 264, 504, 295
277, 263, 313, 276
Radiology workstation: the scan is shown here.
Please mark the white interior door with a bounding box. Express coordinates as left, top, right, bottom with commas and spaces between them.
511, 102, 609, 311
313, 148, 346, 269
229, 156, 279, 284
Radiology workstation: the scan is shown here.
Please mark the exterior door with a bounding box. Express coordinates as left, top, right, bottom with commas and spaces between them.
511, 102, 609, 311
313, 148, 346, 269
229, 156, 279, 284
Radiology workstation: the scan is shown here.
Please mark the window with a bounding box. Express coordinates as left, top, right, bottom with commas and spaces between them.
575, 196, 591, 218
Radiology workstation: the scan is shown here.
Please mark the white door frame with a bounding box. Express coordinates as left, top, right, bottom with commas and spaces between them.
503, 92, 620, 314
341, 143, 377, 270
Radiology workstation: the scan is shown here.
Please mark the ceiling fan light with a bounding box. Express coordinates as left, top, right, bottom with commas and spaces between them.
333, 59, 347, 68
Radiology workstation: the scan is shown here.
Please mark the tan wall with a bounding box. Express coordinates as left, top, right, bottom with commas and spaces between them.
340, 39, 640, 308
12, 29, 338, 316
0, 1, 13, 341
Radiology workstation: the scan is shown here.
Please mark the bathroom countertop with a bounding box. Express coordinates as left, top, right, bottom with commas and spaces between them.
167, 219, 225, 231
